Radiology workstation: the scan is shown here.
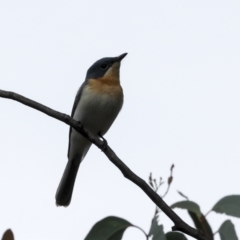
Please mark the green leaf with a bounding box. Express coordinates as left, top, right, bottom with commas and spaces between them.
171, 201, 213, 239
165, 231, 188, 240
212, 195, 240, 218
108, 229, 125, 240
84, 216, 133, 240
171, 201, 201, 217
1, 229, 14, 240
177, 191, 189, 201
218, 220, 238, 240
188, 211, 213, 240
148, 215, 166, 240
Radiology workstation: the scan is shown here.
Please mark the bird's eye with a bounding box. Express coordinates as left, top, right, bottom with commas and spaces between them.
100, 64, 108, 69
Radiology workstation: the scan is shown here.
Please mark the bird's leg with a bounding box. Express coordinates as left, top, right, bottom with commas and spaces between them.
98, 132, 108, 151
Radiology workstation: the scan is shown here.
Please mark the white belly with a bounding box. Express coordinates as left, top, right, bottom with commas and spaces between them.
73, 85, 123, 136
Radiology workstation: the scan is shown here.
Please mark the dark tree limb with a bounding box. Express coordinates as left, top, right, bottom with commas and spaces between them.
0, 89, 209, 240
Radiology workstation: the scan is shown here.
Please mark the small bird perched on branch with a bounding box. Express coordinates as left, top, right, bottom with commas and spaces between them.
55, 53, 127, 206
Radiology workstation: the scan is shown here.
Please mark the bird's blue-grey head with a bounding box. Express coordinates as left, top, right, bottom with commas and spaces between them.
85, 53, 127, 80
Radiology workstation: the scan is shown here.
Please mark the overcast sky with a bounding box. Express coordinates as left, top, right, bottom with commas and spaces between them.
0, 1, 240, 239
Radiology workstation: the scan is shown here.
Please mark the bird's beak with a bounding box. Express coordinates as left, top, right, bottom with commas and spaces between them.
115, 53, 128, 62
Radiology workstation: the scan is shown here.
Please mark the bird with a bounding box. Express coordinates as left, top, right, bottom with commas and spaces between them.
55, 53, 127, 206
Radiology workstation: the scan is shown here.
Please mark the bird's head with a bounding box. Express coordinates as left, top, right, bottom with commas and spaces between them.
86, 53, 127, 81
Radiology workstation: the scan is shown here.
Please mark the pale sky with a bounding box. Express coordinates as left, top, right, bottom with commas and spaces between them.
0, 1, 240, 239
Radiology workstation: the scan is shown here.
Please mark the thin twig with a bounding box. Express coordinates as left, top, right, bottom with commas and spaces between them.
162, 164, 174, 198
162, 184, 171, 199
0, 89, 209, 240
204, 209, 212, 218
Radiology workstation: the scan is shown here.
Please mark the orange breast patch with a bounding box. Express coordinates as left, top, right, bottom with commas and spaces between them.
88, 77, 123, 99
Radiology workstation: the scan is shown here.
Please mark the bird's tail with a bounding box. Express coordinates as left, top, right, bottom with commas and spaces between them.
55, 156, 81, 207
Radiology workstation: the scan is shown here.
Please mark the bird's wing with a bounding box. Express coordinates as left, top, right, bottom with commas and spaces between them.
67, 81, 87, 157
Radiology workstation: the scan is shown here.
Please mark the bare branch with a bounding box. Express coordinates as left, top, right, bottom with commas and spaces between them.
0, 89, 209, 240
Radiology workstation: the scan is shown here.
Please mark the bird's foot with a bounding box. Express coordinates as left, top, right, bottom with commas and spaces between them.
98, 132, 108, 151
